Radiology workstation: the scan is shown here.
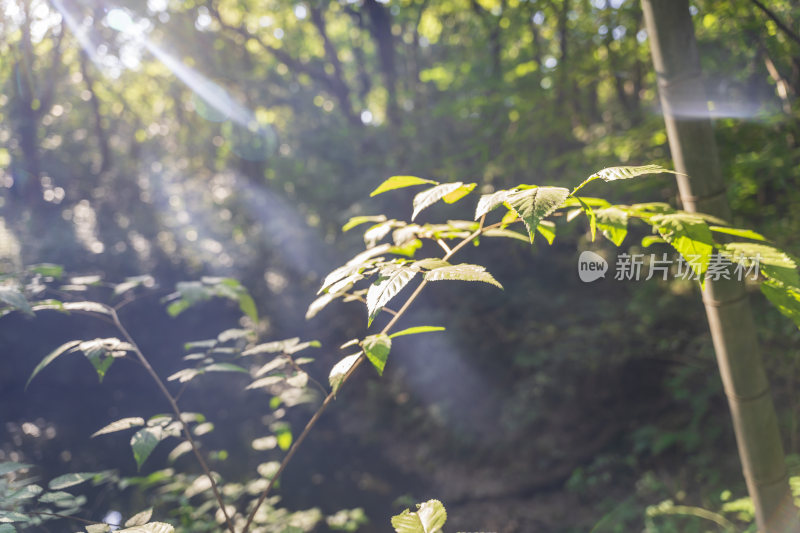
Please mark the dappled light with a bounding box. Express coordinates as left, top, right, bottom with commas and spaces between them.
2, 0, 800, 532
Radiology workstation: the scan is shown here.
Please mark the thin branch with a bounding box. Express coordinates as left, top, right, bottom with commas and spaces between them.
749, 0, 800, 47
436, 238, 452, 254
107, 307, 236, 533
242, 212, 496, 532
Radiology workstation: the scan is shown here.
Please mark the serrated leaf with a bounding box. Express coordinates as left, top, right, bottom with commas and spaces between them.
721, 243, 799, 287
595, 207, 628, 246
505, 187, 570, 243
651, 213, 714, 281
329, 353, 361, 395
0, 286, 33, 316
574, 164, 675, 193
442, 182, 476, 203
27, 340, 82, 389
424, 264, 503, 289
412, 183, 467, 221
48, 472, 100, 490
117, 523, 174, 533
131, 427, 167, 470
371, 176, 436, 197
362, 334, 391, 375
389, 326, 445, 338
92, 417, 146, 438
709, 226, 766, 241
0, 462, 32, 476
343, 215, 387, 232
391, 499, 447, 533
366, 267, 417, 326
319, 244, 392, 294
364, 220, 396, 247
475, 189, 512, 219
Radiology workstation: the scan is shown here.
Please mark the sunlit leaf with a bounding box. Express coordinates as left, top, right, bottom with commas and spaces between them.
92, 417, 146, 438
391, 499, 447, 533
651, 213, 714, 281
242, 338, 300, 356
131, 427, 167, 470
370, 176, 436, 197
709, 226, 767, 242
389, 326, 445, 338
412, 182, 468, 221
125, 507, 153, 527
761, 281, 800, 330
366, 266, 417, 326
203, 363, 248, 374
362, 334, 391, 375
86, 523, 112, 533
343, 215, 388, 232
329, 353, 361, 394
721, 243, 799, 287
442, 182, 476, 203
505, 187, 570, 243
475, 189, 512, 219
48, 472, 102, 490
26, 340, 82, 389
574, 164, 676, 193
536, 222, 556, 245
595, 207, 628, 246
29, 263, 64, 278
117, 523, 175, 533
424, 264, 503, 289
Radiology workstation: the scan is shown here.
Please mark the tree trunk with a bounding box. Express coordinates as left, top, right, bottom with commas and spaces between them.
642, 2, 799, 531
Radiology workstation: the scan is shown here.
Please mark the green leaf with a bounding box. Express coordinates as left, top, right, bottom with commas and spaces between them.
576, 197, 597, 241
389, 239, 423, 258
709, 226, 767, 241
242, 337, 301, 356
391, 499, 447, 533
595, 207, 629, 246
442, 182, 476, 203
238, 293, 258, 323
117, 523, 175, 533
343, 215, 388, 232
371, 176, 436, 197
536, 221, 556, 245
761, 281, 800, 330
92, 417, 146, 438
573, 164, 675, 194
505, 187, 570, 243
390, 326, 446, 338
642, 235, 665, 247
203, 362, 249, 373
26, 340, 82, 389
0, 462, 32, 476
329, 353, 361, 395
651, 213, 715, 281
412, 182, 469, 221
29, 263, 64, 278
131, 427, 167, 470
0, 524, 15, 533
482, 228, 529, 243
48, 472, 101, 490
424, 264, 503, 289
721, 243, 799, 287
0, 286, 33, 316
366, 266, 417, 326
475, 189, 512, 219
362, 334, 391, 375
0, 511, 28, 523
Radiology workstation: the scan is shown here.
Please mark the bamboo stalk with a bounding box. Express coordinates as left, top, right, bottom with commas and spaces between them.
641, 2, 799, 531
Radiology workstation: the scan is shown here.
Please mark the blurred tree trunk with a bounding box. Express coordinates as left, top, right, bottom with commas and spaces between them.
642, 1, 799, 531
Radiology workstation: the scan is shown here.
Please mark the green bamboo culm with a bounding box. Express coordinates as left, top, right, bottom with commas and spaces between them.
641, 1, 800, 531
